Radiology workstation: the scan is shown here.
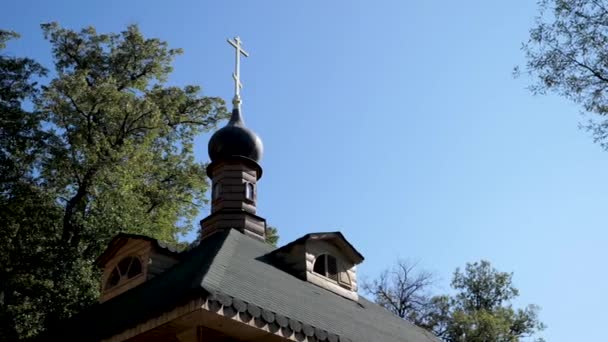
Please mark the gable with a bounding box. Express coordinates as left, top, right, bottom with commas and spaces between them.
266, 231, 363, 300
304, 232, 364, 264
96, 234, 181, 303
99, 237, 152, 303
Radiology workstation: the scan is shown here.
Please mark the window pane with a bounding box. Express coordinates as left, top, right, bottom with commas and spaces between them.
106, 268, 120, 289
313, 255, 327, 275
117, 257, 132, 276
327, 255, 338, 281
245, 183, 254, 200
127, 258, 142, 278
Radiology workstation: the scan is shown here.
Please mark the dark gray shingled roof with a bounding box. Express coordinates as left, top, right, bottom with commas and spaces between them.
48, 229, 440, 342
203, 229, 439, 342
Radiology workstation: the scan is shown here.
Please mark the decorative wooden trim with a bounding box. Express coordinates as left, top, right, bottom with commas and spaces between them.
202, 292, 349, 342
102, 297, 206, 342
102, 292, 351, 342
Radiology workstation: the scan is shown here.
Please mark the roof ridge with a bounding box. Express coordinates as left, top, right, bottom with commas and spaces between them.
186, 229, 233, 289
199, 229, 242, 291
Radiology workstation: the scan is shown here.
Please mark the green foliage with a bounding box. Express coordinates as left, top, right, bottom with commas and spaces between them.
0, 30, 20, 49
520, 0, 608, 149
266, 225, 280, 246
451, 260, 519, 312
0, 24, 227, 340
0, 30, 51, 340
436, 261, 545, 342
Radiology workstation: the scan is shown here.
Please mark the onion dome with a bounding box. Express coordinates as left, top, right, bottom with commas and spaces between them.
208, 107, 263, 163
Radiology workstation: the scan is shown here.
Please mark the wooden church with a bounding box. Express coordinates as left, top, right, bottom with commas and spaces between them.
47, 38, 440, 342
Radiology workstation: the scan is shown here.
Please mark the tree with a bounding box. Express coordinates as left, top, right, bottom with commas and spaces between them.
0, 23, 227, 340
266, 225, 280, 247
520, 0, 608, 149
0, 31, 47, 189
361, 260, 437, 325
439, 261, 545, 342
365, 260, 545, 342
0, 30, 53, 341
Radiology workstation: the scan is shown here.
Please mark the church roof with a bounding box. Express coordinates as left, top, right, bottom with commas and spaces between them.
49, 229, 440, 342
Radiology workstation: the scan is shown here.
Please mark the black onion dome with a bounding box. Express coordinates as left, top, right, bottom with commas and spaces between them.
208, 108, 263, 162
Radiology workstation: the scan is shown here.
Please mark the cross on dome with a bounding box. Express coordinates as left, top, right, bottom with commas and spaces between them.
227, 36, 249, 109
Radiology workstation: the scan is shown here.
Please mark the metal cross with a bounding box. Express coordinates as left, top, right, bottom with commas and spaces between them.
227, 36, 249, 106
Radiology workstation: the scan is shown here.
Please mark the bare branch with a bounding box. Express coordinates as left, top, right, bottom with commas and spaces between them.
362, 259, 437, 321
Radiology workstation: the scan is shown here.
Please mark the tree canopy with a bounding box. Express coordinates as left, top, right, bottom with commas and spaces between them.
521, 0, 608, 149
266, 225, 280, 246
441, 261, 545, 342
0, 23, 227, 340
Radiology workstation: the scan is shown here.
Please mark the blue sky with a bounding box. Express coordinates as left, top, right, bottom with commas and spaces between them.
3, 1, 606, 340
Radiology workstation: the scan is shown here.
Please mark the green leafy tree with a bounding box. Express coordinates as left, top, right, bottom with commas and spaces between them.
0, 30, 53, 341
0, 24, 227, 340
365, 260, 545, 342
0, 31, 47, 188
520, 0, 608, 149
266, 225, 280, 246
437, 261, 545, 342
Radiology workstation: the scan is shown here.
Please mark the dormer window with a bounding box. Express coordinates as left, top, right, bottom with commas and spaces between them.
267, 232, 363, 300
245, 182, 255, 201
313, 254, 338, 281
96, 234, 180, 303
313, 254, 352, 289
105, 256, 143, 290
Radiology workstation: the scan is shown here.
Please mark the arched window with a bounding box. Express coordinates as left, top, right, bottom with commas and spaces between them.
105, 256, 143, 290
313, 254, 352, 289
244, 182, 255, 201
313, 254, 338, 281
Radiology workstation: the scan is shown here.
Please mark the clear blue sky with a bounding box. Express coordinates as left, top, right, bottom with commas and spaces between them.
3, 1, 606, 340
